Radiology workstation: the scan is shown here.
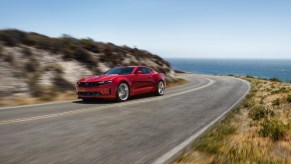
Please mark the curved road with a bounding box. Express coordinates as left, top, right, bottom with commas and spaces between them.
0, 74, 249, 164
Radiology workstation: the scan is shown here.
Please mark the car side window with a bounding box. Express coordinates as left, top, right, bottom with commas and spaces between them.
144, 68, 152, 74
136, 67, 151, 74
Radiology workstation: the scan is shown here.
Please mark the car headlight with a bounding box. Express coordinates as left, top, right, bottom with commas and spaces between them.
99, 80, 112, 85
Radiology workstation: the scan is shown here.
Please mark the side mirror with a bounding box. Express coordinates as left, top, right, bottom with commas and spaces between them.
136, 70, 143, 74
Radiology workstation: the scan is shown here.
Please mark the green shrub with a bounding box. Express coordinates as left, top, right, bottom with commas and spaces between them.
52, 74, 74, 91
79, 38, 100, 53
0, 29, 24, 46
272, 98, 281, 107
270, 77, 281, 82
22, 47, 33, 57
39, 87, 57, 101
62, 44, 95, 66
243, 98, 255, 108
258, 119, 288, 141
279, 87, 288, 93
287, 95, 291, 103
271, 90, 279, 95
0, 42, 3, 53
44, 64, 64, 74
24, 57, 39, 72
74, 47, 94, 65
249, 105, 273, 121
271, 87, 288, 95
3, 53, 15, 63
28, 74, 44, 97
246, 75, 254, 78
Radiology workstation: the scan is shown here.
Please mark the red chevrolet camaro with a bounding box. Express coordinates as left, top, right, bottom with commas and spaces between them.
76, 66, 166, 102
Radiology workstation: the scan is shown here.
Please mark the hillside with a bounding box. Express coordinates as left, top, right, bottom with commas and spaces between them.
0, 29, 177, 104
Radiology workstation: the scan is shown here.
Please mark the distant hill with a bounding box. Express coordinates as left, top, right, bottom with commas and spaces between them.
0, 29, 176, 99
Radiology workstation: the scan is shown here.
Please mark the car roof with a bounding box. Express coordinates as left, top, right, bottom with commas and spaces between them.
114, 66, 150, 68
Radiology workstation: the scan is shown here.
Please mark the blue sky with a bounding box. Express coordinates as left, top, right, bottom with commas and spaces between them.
0, 0, 291, 58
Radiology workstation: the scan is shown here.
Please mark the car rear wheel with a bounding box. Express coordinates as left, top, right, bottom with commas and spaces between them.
116, 82, 129, 102
155, 81, 165, 96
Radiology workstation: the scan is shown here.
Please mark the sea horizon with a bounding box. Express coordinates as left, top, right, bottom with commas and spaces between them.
166, 58, 291, 82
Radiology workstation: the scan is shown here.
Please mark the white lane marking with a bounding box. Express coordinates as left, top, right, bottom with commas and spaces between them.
0, 78, 215, 125
152, 78, 250, 164
0, 100, 75, 110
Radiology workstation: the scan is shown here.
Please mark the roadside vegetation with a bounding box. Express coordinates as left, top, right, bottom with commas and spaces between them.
176, 76, 291, 163
167, 78, 189, 88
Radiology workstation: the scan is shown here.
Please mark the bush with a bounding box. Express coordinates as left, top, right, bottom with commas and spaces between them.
0, 30, 22, 46
79, 38, 100, 53
2, 53, 15, 63
22, 47, 33, 57
28, 74, 44, 97
270, 77, 281, 82
0, 42, 3, 53
62, 44, 95, 66
249, 105, 273, 121
243, 98, 255, 108
272, 98, 281, 107
287, 95, 291, 103
52, 74, 74, 91
24, 57, 39, 72
258, 119, 288, 141
39, 87, 57, 101
44, 64, 64, 74
74, 47, 95, 65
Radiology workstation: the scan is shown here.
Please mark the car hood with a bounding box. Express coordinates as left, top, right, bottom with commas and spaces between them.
78, 74, 120, 82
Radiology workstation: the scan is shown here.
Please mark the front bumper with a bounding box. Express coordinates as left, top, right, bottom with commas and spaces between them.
76, 85, 116, 99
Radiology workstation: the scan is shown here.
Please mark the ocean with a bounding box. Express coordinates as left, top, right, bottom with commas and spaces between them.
166, 58, 291, 82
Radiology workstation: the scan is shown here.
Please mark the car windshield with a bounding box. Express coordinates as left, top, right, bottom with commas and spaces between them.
105, 67, 134, 75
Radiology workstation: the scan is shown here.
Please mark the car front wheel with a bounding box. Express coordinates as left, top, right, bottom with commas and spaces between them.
155, 81, 165, 96
116, 82, 129, 102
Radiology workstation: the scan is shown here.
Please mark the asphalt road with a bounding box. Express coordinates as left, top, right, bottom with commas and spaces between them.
0, 74, 249, 164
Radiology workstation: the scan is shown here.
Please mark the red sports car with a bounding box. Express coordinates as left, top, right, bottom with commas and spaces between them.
76, 66, 166, 102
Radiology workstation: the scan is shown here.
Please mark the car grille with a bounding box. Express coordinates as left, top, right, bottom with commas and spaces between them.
78, 82, 101, 88
78, 92, 103, 96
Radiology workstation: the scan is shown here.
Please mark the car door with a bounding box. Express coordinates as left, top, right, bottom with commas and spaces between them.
132, 67, 154, 94
142, 67, 155, 89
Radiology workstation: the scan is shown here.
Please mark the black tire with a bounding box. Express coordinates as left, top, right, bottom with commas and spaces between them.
82, 98, 91, 102
116, 82, 130, 102
155, 81, 165, 96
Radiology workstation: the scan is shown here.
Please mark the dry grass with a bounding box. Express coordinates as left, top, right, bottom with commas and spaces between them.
0, 91, 76, 107
176, 76, 291, 163
167, 78, 189, 88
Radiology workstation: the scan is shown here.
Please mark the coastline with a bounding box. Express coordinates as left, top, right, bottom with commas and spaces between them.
167, 58, 291, 83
